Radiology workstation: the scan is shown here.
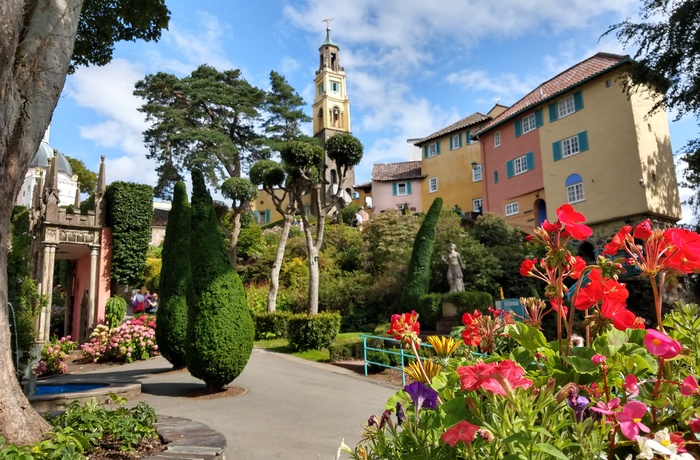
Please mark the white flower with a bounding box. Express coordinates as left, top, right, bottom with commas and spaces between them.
334, 438, 352, 460
653, 428, 679, 455
636, 436, 671, 459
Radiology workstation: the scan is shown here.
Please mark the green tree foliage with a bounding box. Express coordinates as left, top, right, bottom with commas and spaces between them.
186, 170, 254, 390
325, 133, 364, 179
105, 182, 154, 287
134, 65, 267, 198
65, 156, 97, 194
104, 296, 127, 329
363, 210, 421, 274
606, 0, 700, 218
156, 182, 190, 369
220, 177, 258, 266
263, 70, 313, 151
400, 198, 443, 310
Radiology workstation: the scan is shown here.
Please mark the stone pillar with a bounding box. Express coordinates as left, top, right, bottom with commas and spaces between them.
86, 244, 100, 333
38, 244, 57, 343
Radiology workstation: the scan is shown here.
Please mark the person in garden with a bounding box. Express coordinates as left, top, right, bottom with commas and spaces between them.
146, 292, 159, 314
444, 243, 465, 292
131, 287, 146, 314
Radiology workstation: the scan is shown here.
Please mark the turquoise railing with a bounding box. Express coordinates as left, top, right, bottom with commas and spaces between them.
360, 334, 434, 386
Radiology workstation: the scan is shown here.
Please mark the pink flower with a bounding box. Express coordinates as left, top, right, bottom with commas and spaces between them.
592, 354, 606, 365
590, 397, 620, 422
644, 329, 682, 359
681, 375, 699, 396
441, 420, 480, 446
616, 401, 650, 440
624, 375, 639, 397
457, 360, 532, 396
689, 413, 700, 433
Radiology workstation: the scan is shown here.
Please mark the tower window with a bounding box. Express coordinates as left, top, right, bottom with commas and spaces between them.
332, 107, 341, 127
317, 83, 324, 95
331, 52, 337, 69
330, 81, 340, 93
330, 170, 338, 185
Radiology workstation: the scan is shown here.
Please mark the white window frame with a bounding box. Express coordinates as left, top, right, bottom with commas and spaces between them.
427, 143, 438, 157
258, 212, 270, 224
429, 177, 438, 193
558, 96, 575, 118
521, 114, 536, 134
567, 182, 585, 204
562, 135, 580, 158
472, 164, 483, 182
473, 198, 483, 213
317, 83, 324, 95
505, 202, 519, 216
450, 134, 460, 150
330, 80, 340, 93
397, 182, 408, 196
494, 131, 501, 148
513, 155, 528, 175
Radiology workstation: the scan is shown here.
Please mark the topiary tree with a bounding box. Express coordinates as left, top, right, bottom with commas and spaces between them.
400, 197, 443, 310
186, 169, 254, 390
104, 296, 127, 329
156, 182, 191, 369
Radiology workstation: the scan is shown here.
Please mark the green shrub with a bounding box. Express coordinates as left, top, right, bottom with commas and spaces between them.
328, 340, 364, 362
339, 203, 360, 226
156, 182, 191, 369
252, 311, 293, 340
444, 291, 494, 316
416, 293, 442, 329
287, 312, 341, 351
400, 198, 443, 310
186, 170, 255, 390
104, 296, 127, 328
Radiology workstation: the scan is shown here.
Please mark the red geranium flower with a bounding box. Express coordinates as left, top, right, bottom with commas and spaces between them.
633, 219, 653, 240
461, 311, 482, 347
541, 219, 561, 233
662, 228, 700, 274
457, 360, 532, 396
520, 258, 537, 276
441, 420, 479, 446
603, 225, 632, 256
569, 256, 587, 279
387, 311, 420, 347
556, 204, 593, 241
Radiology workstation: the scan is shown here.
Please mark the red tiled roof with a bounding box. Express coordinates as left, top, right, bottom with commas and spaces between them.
477, 52, 630, 134
353, 181, 372, 189
372, 161, 424, 181
415, 112, 491, 145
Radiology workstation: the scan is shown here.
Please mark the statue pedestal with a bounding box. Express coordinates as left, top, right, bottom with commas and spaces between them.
437, 301, 460, 335
442, 301, 457, 318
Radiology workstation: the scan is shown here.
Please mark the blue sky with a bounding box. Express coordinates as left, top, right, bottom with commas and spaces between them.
49, 0, 697, 222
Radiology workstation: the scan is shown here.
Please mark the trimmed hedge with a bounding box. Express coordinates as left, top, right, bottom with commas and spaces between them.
186, 170, 254, 390
444, 291, 494, 316
287, 312, 341, 351
400, 197, 443, 310
252, 311, 293, 340
416, 293, 442, 329
328, 337, 384, 362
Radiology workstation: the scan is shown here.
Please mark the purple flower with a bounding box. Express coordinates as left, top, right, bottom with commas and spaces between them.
396, 402, 406, 426
568, 394, 590, 422
404, 382, 439, 412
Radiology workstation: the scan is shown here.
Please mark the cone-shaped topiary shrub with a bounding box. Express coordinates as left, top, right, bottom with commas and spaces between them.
104, 296, 127, 329
155, 182, 191, 369
186, 170, 254, 390
400, 197, 443, 310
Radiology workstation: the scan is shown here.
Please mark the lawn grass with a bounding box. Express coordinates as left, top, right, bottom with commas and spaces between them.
254, 332, 369, 363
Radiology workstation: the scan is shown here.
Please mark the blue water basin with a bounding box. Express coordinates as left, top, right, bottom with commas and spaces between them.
34, 384, 107, 395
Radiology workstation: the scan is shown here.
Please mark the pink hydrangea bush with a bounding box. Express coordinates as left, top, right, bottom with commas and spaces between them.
81, 315, 158, 363
34, 336, 78, 376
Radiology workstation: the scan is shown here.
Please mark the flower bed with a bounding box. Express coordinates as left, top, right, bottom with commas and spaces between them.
81, 315, 158, 363
341, 205, 700, 459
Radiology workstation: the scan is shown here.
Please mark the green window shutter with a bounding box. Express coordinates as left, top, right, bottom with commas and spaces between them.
423, 146, 428, 158
553, 141, 562, 161
265, 210, 270, 222
506, 160, 514, 178
514, 120, 523, 137
549, 103, 558, 122
573, 91, 584, 111
526, 152, 535, 170
253, 210, 259, 220
464, 131, 469, 145
535, 109, 543, 127
392, 183, 397, 196
494, 171, 499, 184
578, 131, 589, 151
436, 141, 441, 154
407, 182, 412, 195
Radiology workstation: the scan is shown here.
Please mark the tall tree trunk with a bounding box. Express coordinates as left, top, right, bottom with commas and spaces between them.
0, 0, 84, 444
229, 211, 242, 268
267, 216, 292, 313
306, 234, 320, 315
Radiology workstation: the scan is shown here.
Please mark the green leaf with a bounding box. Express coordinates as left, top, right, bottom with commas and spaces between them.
504, 323, 547, 354
533, 443, 569, 460
439, 396, 470, 428
385, 390, 411, 410
431, 372, 448, 391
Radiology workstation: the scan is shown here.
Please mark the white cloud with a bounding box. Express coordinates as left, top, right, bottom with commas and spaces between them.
279, 57, 301, 76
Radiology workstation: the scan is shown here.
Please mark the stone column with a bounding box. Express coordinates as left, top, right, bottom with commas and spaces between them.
86, 244, 100, 333
38, 244, 57, 343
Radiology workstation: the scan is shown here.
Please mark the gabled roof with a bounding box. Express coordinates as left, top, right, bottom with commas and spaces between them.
477, 52, 631, 135
372, 161, 424, 182
353, 181, 372, 190
415, 112, 491, 145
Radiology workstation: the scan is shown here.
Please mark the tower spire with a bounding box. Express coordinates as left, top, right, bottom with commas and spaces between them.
322, 18, 335, 46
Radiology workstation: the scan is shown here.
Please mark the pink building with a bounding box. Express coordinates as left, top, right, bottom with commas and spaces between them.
370, 161, 424, 214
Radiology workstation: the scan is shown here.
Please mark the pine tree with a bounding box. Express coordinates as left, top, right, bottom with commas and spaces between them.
155, 182, 191, 369
400, 197, 443, 310
186, 169, 254, 391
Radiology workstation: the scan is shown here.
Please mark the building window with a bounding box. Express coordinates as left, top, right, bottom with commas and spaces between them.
566, 174, 585, 203
562, 135, 580, 158
330, 81, 340, 93
494, 171, 499, 184
521, 114, 536, 134
427, 143, 438, 157
558, 96, 575, 118
397, 182, 408, 196
317, 83, 324, 95
256, 210, 270, 224
473, 198, 483, 213
472, 164, 482, 182
494, 131, 501, 148
429, 177, 438, 192
450, 134, 461, 150
513, 155, 528, 175
505, 202, 519, 216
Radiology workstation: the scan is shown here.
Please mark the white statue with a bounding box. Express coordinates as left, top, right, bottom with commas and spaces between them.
445, 243, 465, 293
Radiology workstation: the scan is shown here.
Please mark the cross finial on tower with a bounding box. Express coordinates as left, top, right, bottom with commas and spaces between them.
322, 18, 334, 30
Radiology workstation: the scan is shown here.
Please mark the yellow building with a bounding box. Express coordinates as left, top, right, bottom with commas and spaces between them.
414, 106, 507, 214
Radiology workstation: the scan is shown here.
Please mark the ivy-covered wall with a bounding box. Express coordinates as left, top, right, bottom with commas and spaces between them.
105, 182, 154, 287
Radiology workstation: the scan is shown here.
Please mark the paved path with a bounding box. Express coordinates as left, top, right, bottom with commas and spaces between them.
55, 349, 396, 459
